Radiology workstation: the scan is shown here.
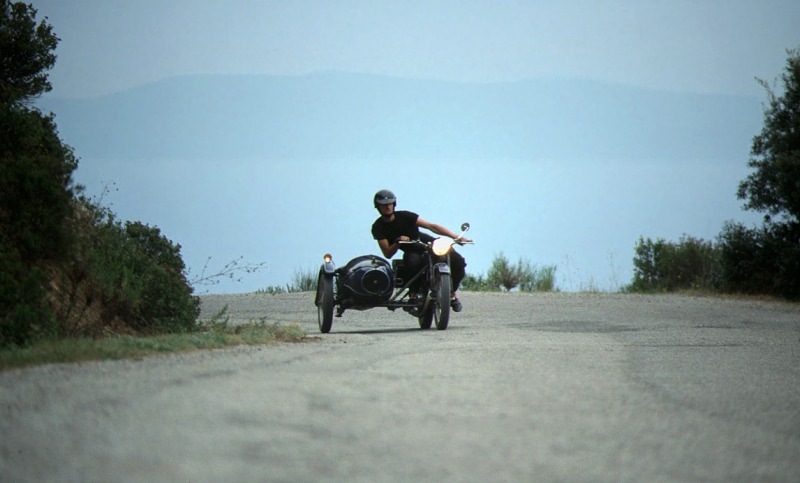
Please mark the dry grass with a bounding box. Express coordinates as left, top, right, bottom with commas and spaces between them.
0, 321, 308, 371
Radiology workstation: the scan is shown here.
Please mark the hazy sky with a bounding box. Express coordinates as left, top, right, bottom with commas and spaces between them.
29, 1, 800, 293
36, 0, 799, 98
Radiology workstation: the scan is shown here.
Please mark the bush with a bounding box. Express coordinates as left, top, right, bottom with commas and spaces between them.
78, 199, 200, 334
485, 252, 557, 292
519, 262, 557, 292
487, 252, 519, 291
723, 47, 800, 300
1, 2, 201, 346
0, 250, 57, 346
627, 235, 721, 293
0, 105, 79, 346
460, 273, 495, 292
718, 221, 800, 298
290, 268, 316, 292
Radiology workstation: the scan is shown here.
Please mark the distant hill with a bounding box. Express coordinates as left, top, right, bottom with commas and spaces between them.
38, 72, 762, 163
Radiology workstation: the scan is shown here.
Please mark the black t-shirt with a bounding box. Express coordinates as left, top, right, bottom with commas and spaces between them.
371, 210, 420, 245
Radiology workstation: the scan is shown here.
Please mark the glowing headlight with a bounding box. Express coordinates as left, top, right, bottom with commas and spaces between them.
432, 238, 452, 256
323, 253, 333, 263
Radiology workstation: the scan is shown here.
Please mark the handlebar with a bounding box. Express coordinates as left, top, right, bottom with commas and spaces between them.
398, 239, 428, 248
398, 238, 474, 247
397, 223, 474, 248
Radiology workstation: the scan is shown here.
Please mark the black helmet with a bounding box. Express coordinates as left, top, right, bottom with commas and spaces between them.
373, 189, 396, 208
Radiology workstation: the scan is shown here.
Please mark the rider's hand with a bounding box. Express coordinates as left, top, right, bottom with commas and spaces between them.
396, 236, 410, 243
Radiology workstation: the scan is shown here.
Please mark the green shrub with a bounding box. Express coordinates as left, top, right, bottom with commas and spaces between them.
1, 2, 201, 346
255, 285, 288, 295
627, 235, 721, 293
718, 221, 800, 298
484, 252, 557, 292
460, 273, 495, 292
722, 48, 800, 300
487, 252, 518, 291
79, 200, 200, 334
0, 250, 58, 346
290, 268, 316, 292
0, 106, 79, 346
0, 2, 79, 346
519, 262, 557, 292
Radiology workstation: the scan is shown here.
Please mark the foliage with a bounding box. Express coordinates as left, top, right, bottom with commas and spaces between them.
291, 267, 316, 292
628, 48, 800, 300
484, 252, 557, 292
627, 235, 721, 293
517, 259, 557, 292
0, 254, 56, 345
74, 197, 201, 335
0, 3, 211, 346
0, 106, 77, 262
717, 221, 800, 298
254, 267, 316, 294
0, 3, 78, 346
728, 46, 800, 299
255, 285, 288, 295
737, 48, 800, 224
487, 252, 519, 291
460, 273, 495, 292
0, 0, 58, 104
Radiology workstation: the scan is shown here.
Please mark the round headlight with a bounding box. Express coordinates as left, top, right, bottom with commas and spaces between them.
432, 238, 452, 256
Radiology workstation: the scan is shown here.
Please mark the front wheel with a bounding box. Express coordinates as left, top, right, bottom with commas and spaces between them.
434, 272, 451, 330
316, 274, 334, 333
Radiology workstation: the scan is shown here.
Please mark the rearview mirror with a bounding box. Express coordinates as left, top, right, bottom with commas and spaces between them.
460, 223, 470, 232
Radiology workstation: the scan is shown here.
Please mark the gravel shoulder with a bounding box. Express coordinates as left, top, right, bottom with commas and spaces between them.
2, 292, 799, 482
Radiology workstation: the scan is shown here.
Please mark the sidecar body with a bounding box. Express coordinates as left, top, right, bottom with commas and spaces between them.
336, 255, 394, 310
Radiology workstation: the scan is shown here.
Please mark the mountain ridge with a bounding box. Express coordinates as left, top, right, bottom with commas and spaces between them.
37, 72, 762, 163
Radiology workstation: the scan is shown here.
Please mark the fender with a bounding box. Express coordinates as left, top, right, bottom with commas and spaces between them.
433, 262, 450, 275
321, 261, 336, 275
316, 259, 336, 307
321, 253, 336, 275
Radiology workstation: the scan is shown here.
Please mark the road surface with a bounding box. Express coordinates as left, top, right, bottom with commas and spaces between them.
2, 292, 799, 482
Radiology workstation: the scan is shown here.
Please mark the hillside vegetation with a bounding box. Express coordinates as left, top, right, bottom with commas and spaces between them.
627, 48, 800, 299
1, 2, 199, 347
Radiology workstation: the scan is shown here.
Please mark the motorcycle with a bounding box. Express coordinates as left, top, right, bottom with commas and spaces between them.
315, 223, 473, 333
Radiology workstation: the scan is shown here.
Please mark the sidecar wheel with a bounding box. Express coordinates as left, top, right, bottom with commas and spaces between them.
317, 275, 334, 333
434, 273, 451, 330
418, 303, 433, 329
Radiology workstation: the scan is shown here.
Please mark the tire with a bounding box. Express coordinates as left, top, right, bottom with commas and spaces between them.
434, 272, 451, 330
418, 302, 433, 329
317, 274, 334, 333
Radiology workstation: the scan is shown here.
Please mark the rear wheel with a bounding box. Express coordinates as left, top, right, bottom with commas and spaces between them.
434, 272, 451, 330
317, 274, 334, 333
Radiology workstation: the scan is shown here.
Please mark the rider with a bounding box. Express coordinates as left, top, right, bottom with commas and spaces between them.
371, 189, 470, 312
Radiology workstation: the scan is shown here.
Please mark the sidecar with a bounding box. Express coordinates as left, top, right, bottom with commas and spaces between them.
315, 253, 396, 333
337, 255, 395, 310
315, 222, 471, 334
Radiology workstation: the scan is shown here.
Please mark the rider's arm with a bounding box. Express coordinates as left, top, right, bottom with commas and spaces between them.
416, 217, 460, 240
377, 238, 400, 258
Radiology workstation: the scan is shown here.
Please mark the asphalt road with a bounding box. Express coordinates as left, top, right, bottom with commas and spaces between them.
2, 292, 799, 482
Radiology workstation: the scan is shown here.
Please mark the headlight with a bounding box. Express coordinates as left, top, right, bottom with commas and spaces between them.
432, 238, 452, 256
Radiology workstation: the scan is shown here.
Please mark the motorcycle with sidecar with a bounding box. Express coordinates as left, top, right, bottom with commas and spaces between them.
315, 223, 473, 333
